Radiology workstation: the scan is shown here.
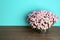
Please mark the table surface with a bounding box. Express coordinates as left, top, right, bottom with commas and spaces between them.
0, 26, 60, 40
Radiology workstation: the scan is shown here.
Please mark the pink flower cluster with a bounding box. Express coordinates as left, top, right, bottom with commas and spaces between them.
28, 10, 58, 30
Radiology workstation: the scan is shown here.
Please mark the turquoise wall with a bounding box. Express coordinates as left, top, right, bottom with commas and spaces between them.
0, 0, 60, 26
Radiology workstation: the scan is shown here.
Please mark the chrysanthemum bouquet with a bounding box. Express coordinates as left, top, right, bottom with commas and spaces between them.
28, 10, 58, 32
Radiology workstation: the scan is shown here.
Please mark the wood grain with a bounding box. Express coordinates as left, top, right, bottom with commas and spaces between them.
0, 26, 60, 40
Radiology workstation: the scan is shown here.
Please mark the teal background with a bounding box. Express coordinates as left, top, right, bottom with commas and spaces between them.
0, 0, 60, 26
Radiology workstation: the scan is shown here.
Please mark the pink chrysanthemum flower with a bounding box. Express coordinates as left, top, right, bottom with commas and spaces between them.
28, 10, 58, 31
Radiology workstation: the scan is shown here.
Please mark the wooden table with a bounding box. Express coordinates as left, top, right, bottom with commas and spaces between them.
0, 26, 60, 40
